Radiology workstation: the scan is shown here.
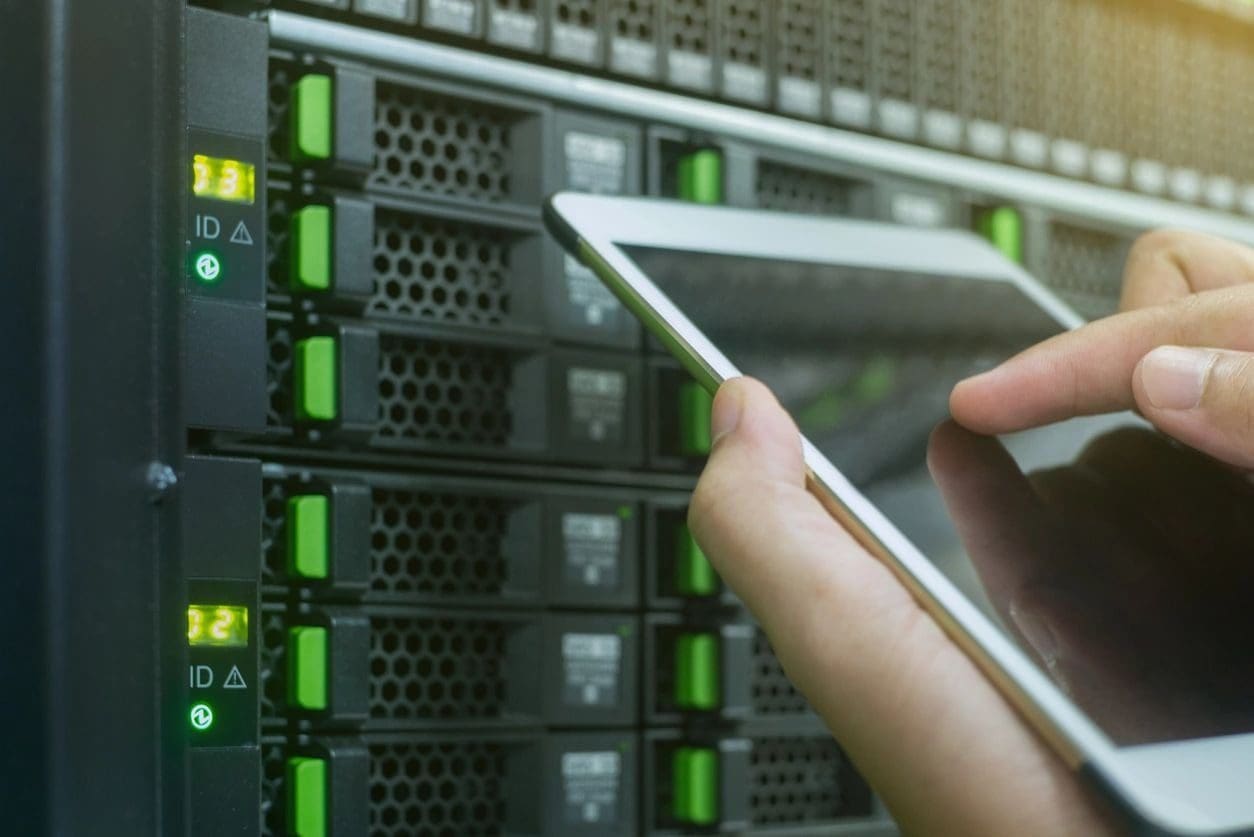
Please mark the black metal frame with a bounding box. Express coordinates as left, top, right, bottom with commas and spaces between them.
1, 0, 186, 832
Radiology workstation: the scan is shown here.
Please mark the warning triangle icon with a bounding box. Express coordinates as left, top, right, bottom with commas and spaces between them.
229, 220, 254, 245
223, 665, 247, 689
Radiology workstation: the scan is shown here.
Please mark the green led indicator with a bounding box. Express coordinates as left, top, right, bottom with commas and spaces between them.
977, 206, 1023, 264
677, 149, 723, 204
193, 251, 222, 283
189, 702, 214, 731
673, 747, 718, 824
678, 381, 714, 456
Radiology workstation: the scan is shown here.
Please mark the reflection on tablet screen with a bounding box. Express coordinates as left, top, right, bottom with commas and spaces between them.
625, 245, 1254, 746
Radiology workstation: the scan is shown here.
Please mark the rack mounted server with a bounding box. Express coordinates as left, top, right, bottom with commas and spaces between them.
6, 1, 1254, 835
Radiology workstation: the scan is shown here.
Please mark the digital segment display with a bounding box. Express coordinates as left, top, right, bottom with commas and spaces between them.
187, 604, 249, 647
192, 154, 255, 204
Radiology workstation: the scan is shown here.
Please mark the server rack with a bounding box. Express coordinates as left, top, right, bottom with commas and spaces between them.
5, 1, 1254, 835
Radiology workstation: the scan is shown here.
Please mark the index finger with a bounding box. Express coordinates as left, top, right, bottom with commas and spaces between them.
951, 284, 1254, 434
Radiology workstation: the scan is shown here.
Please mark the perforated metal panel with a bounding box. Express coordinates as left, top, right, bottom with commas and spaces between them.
371, 82, 525, 203
266, 320, 293, 428
368, 740, 507, 836
370, 210, 516, 327
485, 0, 542, 51
754, 159, 859, 216
260, 743, 285, 837
718, 0, 768, 103
1228, 29, 1254, 185
1043, 222, 1131, 319
775, 0, 823, 117
261, 479, 286, 584
665, 0, 711, 55
957, 3, 1001, 128
549, 0, 603, 66
375, 336, 516, 446
1001, 0, 1046, 137
748, 737, 844, 826
777, 0, 821, 82
915, 0, 958, 114
266, 57, 294, 161
1044, 1, 1086, 152
751, 629, 809, 716
872, 0, 913, 105
259, 608, 287, 723
265, 187, 292, 296
370, 489, 513, 596
822, 0, 872, 127
664, 0, 714, 90
368, 616, 509, 720
491, 0, 537, 15
607, 0, 659, 78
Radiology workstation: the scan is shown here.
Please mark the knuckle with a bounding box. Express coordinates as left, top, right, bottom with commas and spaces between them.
1126, 229, 1199, 278
1128, 228, 1186, 261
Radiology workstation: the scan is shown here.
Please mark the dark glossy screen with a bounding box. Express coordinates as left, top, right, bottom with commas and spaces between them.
625, 245, 1254, 746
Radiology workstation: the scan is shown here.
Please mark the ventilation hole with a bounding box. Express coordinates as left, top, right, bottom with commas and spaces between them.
259, 609, 286, 723
777, 0, 820, 80
609, 0, 656, 42
375, 336, 514, 446
370, 83, 518, 203
266, 188, 292, 296
830, 0, 870, 91
369, 617, 509, 720
873, 0, 913, 102
748, 737, 842, 825
666, 0, 711, 53
266, 321, 293, 428
751, 629, 811, 715
721, 0, 767, 67
755, 160, 859, 215
260, 480, 286, 584
267, 58, 295, 161
368, 740, 508, 837
369, 490, 513, 595
260, 743, 286, 837
369, 211, 514, 327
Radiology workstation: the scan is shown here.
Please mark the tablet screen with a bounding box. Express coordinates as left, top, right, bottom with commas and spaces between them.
624, 244, 1254, 747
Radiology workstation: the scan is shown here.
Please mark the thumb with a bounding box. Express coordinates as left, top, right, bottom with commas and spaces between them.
1133, 346, 1254, 469
689, 378, 1111, 835
688, 376, 923, 707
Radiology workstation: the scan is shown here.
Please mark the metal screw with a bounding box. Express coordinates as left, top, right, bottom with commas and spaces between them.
147, 461, 178, 503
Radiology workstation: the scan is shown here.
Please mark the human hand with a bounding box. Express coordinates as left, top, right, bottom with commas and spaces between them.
933, 228, 1254, 752
927, 421, 1254, 745
952, 229, 1254, 468
688, 230, 1254, 834
688, 379, 1115, 835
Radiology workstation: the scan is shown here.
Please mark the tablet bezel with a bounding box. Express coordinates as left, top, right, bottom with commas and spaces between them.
545, 190, 1254, 836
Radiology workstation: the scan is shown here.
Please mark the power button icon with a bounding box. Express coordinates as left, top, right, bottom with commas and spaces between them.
190, 702, 214, 731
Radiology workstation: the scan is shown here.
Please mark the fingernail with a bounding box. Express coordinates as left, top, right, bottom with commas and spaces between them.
1139, 346, 1216, 410
710, 381, 744, 444
1010, 602, 1059, 668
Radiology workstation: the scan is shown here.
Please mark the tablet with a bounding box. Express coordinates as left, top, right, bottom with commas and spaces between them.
545, 192, 1254, 836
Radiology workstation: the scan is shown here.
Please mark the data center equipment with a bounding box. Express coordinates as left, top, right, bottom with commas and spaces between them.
5, 0, 1254, 835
